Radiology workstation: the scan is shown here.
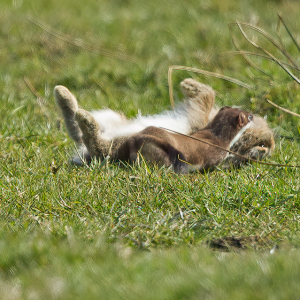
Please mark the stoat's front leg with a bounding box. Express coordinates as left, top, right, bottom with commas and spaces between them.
180, 78, 215, 131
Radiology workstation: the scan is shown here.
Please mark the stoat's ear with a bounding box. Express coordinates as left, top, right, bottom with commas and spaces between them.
237, 112, 248, 127
220, 106, 231, 111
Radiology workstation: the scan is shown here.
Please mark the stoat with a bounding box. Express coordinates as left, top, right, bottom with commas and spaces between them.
75, 106, 253, 173
54, 78, 275, 168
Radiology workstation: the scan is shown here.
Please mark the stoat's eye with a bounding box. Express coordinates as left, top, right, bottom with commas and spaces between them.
248, 114, 253, 121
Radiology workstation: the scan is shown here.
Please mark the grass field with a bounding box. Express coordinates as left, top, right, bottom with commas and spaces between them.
1, 0, 300, 298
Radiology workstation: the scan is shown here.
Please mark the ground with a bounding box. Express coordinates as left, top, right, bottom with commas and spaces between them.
1, 0, 300, 298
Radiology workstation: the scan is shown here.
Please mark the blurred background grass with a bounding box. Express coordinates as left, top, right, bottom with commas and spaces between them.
1, 0, 300, 130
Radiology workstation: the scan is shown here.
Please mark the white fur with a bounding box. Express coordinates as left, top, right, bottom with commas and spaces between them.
230, 121, 252, 148
91, 109, 126, 130
72, 146, 90, 165
91, 108, 191, 140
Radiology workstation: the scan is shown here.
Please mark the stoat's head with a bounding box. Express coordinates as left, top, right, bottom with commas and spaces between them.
219, 106, 253, 127
207, 106, 253, 145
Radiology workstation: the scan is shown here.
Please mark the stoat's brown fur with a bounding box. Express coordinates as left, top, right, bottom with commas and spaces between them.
54, 79, 275, 169
75, 107, 253, 173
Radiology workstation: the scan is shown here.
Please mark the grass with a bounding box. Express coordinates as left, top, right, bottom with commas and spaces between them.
2, 232, 300, 299
1, 0, 300, 298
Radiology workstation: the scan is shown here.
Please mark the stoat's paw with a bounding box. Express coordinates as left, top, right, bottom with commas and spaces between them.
249, 146, 270, 160
54, 85, 78, 112
180, 78, 214, 99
